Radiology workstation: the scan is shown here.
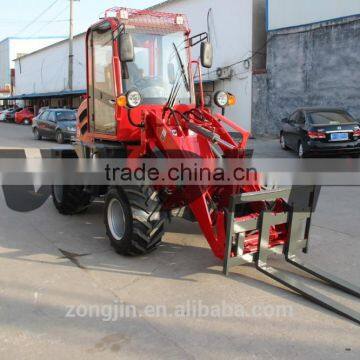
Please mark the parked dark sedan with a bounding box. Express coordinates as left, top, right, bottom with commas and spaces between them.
280, 108, 360, 157
32, 109, 77, 144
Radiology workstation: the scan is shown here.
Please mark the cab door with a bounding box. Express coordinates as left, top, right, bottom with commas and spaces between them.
89, 22, 117, 135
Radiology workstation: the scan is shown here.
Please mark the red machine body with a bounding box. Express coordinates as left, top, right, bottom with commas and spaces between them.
58, 7, 359, 326
76, 8, 288, 260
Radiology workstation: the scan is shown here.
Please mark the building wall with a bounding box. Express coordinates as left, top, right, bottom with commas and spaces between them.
13, 1, 267, 132
152, 0, 256, 131
15, 34, 86, 95
0, 37, 65, 90
0, 39, 10, 88
252, 16, 360, 135
268, 0, 360, 31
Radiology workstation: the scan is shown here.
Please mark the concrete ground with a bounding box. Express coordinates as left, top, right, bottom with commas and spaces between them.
0, 122, 359, 359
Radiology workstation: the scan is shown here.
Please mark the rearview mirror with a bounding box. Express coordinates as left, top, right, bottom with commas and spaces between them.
201, 42, 213, 69
119, 33, 134, 62
167, 63, 176, 84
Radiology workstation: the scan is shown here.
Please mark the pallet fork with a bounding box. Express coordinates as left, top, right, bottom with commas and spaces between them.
224, 186, 360, 325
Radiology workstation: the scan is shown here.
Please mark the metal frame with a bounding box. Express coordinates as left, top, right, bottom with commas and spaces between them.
224, 186, 360, 325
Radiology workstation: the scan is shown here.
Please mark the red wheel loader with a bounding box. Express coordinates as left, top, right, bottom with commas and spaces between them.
52, 8, 359, 324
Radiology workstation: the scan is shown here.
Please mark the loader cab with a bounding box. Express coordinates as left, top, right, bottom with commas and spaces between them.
86, 9, 212, 143
87, 19, 193, 139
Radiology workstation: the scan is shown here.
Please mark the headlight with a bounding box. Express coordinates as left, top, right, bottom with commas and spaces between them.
66, 126, 76, 132
126, 90, 142, 108
214, 91, 236, 108
214, 91, 229, 108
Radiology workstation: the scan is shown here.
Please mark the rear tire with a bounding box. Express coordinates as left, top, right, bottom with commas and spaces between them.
105, 186, 166, 256
24, 118, 30, 125
280, 133, 289, 150
52, 185, 92, 215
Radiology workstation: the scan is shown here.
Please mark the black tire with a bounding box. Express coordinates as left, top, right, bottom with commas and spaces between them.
24, 118, 30, 125
33, 127, 42, 140
56, 130, 64, 144
105, 186, 166, 256
52, 185, 92, 215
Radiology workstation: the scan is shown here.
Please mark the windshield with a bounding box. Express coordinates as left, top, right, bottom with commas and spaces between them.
122, 31, 191, 105
55, 111, 76, 121
309, 111, 355, 125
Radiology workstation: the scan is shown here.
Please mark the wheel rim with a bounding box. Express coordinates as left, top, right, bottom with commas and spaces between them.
53, 186, 63, 203
108, 198, 126, 241
299, 144, 304, 158
57, 132, 62, 142
34, 129, 38, 138
280, 135, 286, 149
24, 119, 29, 125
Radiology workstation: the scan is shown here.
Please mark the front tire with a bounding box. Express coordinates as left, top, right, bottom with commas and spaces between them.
105, 186, 166, 256
52, 185, 92, 215
33, 127, 42, 140
24, 118, 30, 125
280, 133, 289, 150
56, 130, 64, 144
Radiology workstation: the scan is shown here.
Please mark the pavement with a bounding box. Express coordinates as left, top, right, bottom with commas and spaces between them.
0, 122, 359, 359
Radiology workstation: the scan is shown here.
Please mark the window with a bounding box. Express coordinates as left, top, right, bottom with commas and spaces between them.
289, 112, 298, 124
297, 112, 305, 125
48, 112, 56, 122
55, 111, 76, 121
308, 111, 355, 125
122, 31, 191, 105
40, 111, 49, 121
91, 22, 116, 134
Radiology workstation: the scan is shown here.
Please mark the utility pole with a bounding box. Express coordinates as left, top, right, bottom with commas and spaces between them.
68, 0, 75, 91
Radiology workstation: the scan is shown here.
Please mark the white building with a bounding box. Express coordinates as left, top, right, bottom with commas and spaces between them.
15, 33, 86, 96
13, 0, 266, 130
12, 33, 86, 110
0, 36, 65, 98
151, 0, 266, 131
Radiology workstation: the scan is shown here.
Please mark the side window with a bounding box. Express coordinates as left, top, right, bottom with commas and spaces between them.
40, 111, 49, 121
91, 22, 116, 134
289, 112, 298, 124
48, 112, 56, 122
297, 112, 305, 125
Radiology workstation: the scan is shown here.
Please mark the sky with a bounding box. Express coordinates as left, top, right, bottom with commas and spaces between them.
0, 0, 165, 41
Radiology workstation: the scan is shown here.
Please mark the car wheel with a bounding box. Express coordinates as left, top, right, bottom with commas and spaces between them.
56, 130, 64, 144
280, 133, 289, 150
33, 127, 42, 140
23, 118, 30, 125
